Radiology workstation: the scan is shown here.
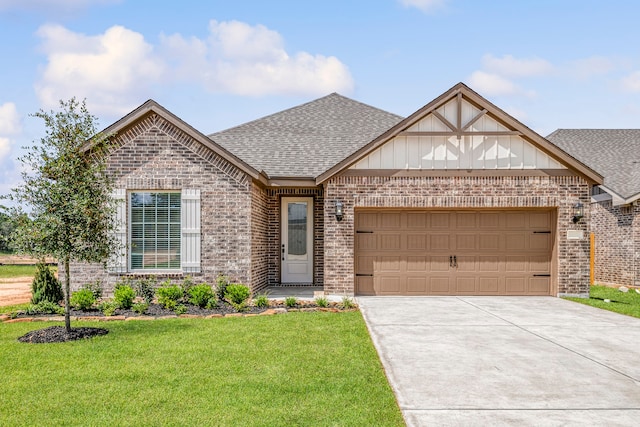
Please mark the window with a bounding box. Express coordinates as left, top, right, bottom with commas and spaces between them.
130, 192, 181, 270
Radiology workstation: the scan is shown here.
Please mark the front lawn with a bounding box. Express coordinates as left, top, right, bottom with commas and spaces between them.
0, 313, 403, 426
0, 264, 38, 279
564, 285, 640, 319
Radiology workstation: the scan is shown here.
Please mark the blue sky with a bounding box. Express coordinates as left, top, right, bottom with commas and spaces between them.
1, 0, 640, 198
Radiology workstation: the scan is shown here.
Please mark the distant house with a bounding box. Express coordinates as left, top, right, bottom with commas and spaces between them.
68, 83, 602, 297
548, 130, 640, 287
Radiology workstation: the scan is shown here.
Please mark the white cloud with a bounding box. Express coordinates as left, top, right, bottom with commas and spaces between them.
467, 71, 535, 97
35, 24, 165, 116
620, 71, 640, 92
161, 20, 354, 96
398, 0, 447, 13
35, 20, 354, 115
566, 56, 615, 80
0, 102, 20, 165
482, 54, 553, 77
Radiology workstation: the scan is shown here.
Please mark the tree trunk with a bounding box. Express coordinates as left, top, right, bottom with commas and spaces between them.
64, 257, 71, 333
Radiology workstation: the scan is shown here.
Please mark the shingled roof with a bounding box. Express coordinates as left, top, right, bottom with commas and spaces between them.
209, 93, 404, 178
547, 129, 640, 201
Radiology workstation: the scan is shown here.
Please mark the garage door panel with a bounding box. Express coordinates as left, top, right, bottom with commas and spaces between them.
430, 256, 451, 272
431, 234, 451, 250
356, 276, 375, 295
407, 277, 428, 293
407, 234, 427, 250
355, 209, 553, 296
379, 234, 401, 250
407, 256, 427, 272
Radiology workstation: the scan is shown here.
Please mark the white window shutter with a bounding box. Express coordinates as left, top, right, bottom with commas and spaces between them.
108, 189, 127, 273
181, 189, 201, 273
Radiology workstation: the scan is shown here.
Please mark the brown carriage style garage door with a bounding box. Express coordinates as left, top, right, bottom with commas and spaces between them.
355, 209, 555, 296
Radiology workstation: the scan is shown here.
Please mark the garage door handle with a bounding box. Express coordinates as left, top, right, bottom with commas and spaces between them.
449, 255, 453, 267
453, 255, 458, 268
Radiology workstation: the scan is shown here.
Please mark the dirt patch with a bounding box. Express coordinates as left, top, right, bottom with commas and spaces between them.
0, 277, 32, 306
0, 254, 55, 265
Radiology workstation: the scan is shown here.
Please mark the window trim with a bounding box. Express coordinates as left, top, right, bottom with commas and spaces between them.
128, 190, 183, 273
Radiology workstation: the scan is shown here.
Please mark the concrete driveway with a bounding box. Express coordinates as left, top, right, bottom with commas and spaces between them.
357, 296, 640, 426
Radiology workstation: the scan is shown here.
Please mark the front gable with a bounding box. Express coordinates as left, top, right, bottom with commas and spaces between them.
317, 83, 602, 184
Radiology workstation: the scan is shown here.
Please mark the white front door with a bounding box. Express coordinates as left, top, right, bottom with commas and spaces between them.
281, 197, 313, 283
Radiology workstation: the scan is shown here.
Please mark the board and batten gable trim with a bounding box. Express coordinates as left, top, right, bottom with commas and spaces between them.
316, 83, 603, 185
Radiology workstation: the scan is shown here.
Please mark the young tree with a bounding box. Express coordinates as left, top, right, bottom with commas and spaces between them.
8, 98, 118, 332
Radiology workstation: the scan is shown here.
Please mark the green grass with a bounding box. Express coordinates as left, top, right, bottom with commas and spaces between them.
0, 264, 38, 278
564, 285, 640, 319
0, 312, 403, 427
0, 303, 30, 314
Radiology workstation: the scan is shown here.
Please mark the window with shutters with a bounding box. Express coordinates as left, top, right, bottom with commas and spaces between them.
130, 192, 182, 270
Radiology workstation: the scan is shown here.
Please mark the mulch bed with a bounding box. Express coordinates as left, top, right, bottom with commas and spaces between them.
18, 326, 108, 343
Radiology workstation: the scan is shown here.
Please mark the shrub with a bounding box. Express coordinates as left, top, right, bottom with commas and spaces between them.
98, 301, 118, 316
81, 280, 103, 300
315, 296, 329, 308
253, 293, 269, 308
341, 296, 355, 309
157, 281, 183, 310
188, 283, 216, 308
216, 274, 230, 301
132, 302, 149, 314
134, 277, 156, 304
70, 289, 96, 311
180, 276, 195, 300
114, 283, 136, 309
30, 262, 63, 304
285, 296, 297, 308
224, 283, 250, 311
25, 301, 64, 315
174, 304, 187, 315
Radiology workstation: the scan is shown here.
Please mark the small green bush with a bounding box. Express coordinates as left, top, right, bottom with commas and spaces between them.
114, 283, 136, 309
224, 283, 250, 311
70, 289, 96, 311
157, 281, 183, 310
253, 293, 269, 308
98, 301, 118, 316
180, 276, 195, 300
81, 280, 103, 300
174, 304, 187, 315
341, 296, 355, 309
216, 274, 230, 300
25, 301, 64, 315
134, 277, 156, 304
31, 262, 63, 304
315, 296, 328, 308
188, 283, 216, 308
285, 296, 297, 308
132, 302, 149, 314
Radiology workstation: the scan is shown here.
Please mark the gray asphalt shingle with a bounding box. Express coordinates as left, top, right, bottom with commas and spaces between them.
547, 129, 640, 199
209, 93, 404, 178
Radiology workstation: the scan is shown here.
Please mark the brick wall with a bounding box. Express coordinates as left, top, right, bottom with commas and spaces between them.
250, 183, 269, 292
63, 112, 253, 294
264, 187, 324, 287
324, 175, 591, 297
590, 200, 637, 286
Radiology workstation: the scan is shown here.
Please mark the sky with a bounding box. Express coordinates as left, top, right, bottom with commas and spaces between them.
1, 0, 640, 200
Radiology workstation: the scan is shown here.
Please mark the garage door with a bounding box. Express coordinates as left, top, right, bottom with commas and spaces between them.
355, 210, 554, 296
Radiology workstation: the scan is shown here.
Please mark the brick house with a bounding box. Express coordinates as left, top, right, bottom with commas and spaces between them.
69, 83, 602, 297
548, 130, 640, 287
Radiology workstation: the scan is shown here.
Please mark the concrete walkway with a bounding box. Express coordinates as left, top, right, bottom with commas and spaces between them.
357, 296, 640, 426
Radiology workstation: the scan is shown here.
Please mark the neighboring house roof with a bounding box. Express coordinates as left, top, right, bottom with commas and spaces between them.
209, 93, 404, 179
547, 129, 640, 203
317, 82, 603, 184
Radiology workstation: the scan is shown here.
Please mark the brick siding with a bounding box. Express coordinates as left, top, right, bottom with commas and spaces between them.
590, 200, 638, 287
324, 175, 591, 297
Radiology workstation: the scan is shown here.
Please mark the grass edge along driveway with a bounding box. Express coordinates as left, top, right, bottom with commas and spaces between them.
564, 285, 640, 319
0, 312, 404, 427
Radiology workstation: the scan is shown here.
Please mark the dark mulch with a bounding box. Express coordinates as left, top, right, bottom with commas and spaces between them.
18, 326, 108, 344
